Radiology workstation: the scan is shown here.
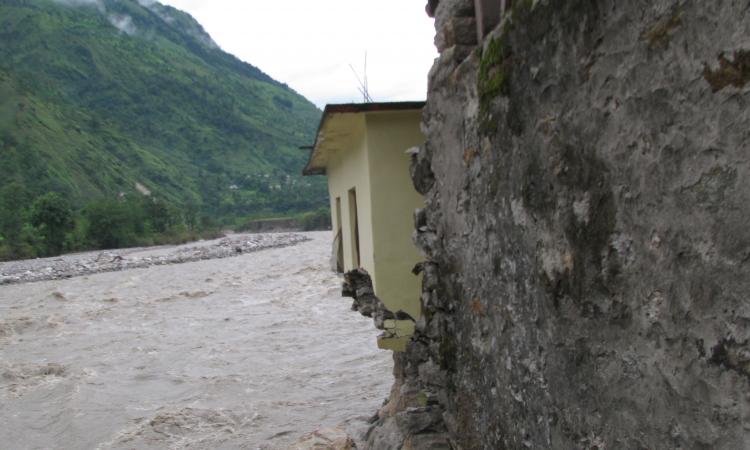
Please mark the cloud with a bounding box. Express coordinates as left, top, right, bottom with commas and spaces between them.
186, 26, 217, 49
50, 0, 216, 47
108, 14, 137, 35
51, 0, 139, 36
133, 0, 216, 48
158, 0, 437, 107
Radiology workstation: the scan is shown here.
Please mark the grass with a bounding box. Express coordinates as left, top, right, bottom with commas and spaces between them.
478, 35, 512, 134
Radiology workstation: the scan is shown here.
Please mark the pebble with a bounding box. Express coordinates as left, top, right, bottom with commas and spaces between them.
0, 233, 310, 286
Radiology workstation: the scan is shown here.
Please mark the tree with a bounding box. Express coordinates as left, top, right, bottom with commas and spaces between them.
143, 198, 174, 233
0, 182, 31, 257
30, 192, 74, 256
84, 198, 136, 249
184, 201, 199, 231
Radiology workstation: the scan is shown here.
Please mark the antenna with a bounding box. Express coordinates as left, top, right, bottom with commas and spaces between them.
349, 52, 373, 103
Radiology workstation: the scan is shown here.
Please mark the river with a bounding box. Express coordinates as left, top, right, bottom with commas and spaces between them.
0, 232, 392, 449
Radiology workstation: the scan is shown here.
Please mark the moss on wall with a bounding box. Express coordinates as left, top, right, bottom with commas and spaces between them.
478, 35, 511, 134
703, 50, 750, 92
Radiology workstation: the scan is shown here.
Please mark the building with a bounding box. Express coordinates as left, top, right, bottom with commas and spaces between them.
303, 102, 425, 351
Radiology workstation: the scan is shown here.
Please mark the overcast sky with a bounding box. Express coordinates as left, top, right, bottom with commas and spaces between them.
158, 0, 439, 108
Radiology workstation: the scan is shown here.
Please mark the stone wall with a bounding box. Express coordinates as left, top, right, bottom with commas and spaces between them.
366, 0, 750, 448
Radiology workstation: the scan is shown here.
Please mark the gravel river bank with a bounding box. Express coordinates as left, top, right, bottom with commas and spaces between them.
0, 232, 392, 449
0, 233, 310, 285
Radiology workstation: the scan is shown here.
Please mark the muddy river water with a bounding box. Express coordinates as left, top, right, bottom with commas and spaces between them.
0, 232, 392, 449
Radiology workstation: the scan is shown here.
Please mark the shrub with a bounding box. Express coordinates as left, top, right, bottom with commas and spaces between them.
30, 192, 75, 256
298, 208, 331, 231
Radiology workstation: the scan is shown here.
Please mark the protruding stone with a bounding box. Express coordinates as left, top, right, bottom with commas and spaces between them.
426, 0, 439, 18
287, 427, 355, 450
410, 145, 436, 195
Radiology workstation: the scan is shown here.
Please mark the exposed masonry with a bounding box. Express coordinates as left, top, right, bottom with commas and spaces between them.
363, 0, 750, 448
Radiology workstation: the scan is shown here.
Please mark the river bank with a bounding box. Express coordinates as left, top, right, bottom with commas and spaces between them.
0, 232, 309, 285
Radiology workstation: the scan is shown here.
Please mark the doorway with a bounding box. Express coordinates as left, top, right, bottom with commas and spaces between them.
347, 188, 360, 268
333, 196, 344, 273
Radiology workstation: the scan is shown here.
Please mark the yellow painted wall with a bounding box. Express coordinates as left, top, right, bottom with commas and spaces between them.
365, 111, 425, 319
322, 109, 425, 322
325, 115, 376, 279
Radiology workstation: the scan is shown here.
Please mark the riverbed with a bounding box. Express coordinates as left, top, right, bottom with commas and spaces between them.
0, 232, 392, 449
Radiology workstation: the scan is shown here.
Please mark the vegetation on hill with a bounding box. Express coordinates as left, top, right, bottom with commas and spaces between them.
0, 0, 329, 259
0, 181, 222, 260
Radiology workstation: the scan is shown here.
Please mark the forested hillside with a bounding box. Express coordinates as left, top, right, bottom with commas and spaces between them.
0, 0, 327, 258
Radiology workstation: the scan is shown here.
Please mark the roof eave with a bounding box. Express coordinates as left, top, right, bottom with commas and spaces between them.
301, 101, 425, 177
302, 166, 326, 176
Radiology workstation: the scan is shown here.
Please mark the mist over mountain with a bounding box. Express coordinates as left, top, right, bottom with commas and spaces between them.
0, 0, 326, 218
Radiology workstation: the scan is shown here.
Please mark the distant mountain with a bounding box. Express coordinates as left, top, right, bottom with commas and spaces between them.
0, 0, 326, 217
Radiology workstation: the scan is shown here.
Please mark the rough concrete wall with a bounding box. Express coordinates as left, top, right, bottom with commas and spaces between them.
367, 0, 750, 448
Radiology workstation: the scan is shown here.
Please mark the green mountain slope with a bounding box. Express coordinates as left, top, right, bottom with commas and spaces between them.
0, 0, 326, 217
